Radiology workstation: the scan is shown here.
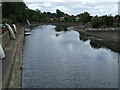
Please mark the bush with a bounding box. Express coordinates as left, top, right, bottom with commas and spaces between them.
2, 18, 12, 24
91, 17, 105, 28
113, 23, 120, 27
9, 15, 17, 23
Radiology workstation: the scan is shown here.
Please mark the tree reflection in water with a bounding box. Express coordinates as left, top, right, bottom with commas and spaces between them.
79, 32, 103, 49
90, 40, 102, 49
54, 26, 120, 53
79, 32, 120, 53
55, 25, 70, 32
79, 34, 89, 42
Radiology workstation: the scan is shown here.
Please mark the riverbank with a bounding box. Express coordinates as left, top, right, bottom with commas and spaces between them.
2, 24, 25, 88
72, 26, 120, 44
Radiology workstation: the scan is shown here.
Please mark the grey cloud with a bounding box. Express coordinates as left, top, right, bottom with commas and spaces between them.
26, 2, 118, 16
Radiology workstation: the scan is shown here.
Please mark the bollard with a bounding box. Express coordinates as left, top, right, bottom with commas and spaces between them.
5, 23, 16, 39
12, 24, 17, 33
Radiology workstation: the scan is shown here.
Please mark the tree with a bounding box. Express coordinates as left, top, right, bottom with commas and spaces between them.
91, 17, 105, 28
56, 9, 64, 18
25, 8, 36, 21
2, 2, 27, 22
114, 15, 120, 27
64, 16, 75, 22
24, 8, 45, 22
102, 15, 115, 27
79, 12, 91, 23
9, 15, 17, 23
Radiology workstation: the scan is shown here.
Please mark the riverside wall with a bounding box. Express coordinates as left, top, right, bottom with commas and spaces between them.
1, 31, 10, 48
72, 26, 120, 44
2, 25, 25, 88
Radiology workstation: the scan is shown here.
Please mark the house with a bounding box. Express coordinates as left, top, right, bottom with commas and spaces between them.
75, 15, 80, 21
60, 14, 70, 21
60, 17, 65, 21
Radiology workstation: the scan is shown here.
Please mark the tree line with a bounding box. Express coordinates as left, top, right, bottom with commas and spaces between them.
2, 2, 120, 28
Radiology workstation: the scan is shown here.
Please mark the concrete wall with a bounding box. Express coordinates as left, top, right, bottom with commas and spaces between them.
1, 31, 10, 48
73, 26, 120, 43
87, 31, 120, 43
2, 26, 24, 88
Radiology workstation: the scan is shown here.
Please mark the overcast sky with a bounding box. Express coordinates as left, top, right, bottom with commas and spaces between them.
25, 0, 120, 16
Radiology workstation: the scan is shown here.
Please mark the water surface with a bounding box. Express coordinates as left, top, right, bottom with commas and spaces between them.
22, 25, 118, 88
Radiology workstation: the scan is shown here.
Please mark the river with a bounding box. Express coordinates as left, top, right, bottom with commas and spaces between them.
22, 25, 119, 88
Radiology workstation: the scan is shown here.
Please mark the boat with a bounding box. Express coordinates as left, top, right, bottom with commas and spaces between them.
24, 28, 31, 35
24, 32, 31, 35
24, 28, 31, 32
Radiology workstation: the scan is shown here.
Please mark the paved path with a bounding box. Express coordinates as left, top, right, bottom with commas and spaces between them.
2, 26, 24, 88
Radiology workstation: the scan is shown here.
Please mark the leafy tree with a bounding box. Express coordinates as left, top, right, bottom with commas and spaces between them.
90, 40, 102, 49
91, 17, 105, 28
2, 18, 12, 24
79, 12, 91, 23
2, 1, 30, 23
102, 15, 115, 27
25, 8, 35, 20
56, 9, 64, 18
9, 15, 17, 23
114, 15, 120, 27
2, 2, 27, 22
65, 16, 75, 22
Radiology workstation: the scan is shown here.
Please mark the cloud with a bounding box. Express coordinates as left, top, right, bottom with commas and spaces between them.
42, 3, 52, 7
24, 0, 119, 2
25, 1, 119, 16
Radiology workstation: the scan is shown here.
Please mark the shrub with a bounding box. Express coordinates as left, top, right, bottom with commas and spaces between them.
91, 17, 105, 28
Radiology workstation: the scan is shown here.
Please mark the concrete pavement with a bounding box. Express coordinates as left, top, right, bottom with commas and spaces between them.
2, 26, 24, 89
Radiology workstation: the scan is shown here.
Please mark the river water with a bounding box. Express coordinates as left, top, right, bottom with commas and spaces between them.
22, 25, 119, 88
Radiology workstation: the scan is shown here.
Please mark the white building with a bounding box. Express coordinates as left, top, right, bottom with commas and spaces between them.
119, 1, 120, 15
75, 16, 79, 21
60, 17, 65, 21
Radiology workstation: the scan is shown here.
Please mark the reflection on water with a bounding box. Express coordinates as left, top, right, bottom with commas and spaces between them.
79, 33, 103, 49
78, 32, 120, 53
55, 33, 60, 37
79, 33, 89, 42
22, 25, 118, 88
90, 40, 102, 49
55, 25, 70, 32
